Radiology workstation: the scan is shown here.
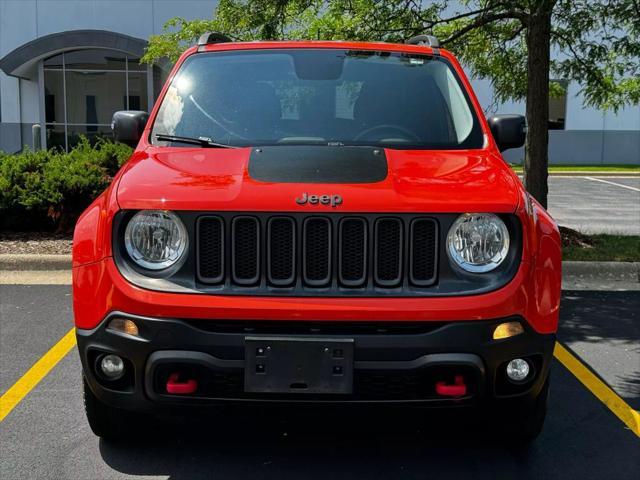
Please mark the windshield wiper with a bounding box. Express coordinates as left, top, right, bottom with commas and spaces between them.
155, 134, 236, 149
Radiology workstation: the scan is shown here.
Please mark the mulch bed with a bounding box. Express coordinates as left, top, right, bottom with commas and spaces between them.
0, 232, 73, 255
559, 226, 595, 249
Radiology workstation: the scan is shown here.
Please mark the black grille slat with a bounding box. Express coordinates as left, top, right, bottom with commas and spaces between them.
303, 217, 331, 286
196, 213, 438, 293
410, 219, 438, 286
268, 217, 295, 286
339, 218, 367, 286
232, 217, 260, 285
374, 218, 403, 286
197, 216, 224, 283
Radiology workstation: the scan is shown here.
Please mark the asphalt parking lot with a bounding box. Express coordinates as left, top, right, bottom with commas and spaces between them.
1, 283, 638, 480
546, 176, 640, 235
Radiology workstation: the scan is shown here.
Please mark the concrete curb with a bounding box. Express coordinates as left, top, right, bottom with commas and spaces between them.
0, 254, 72, 271
562, 261, 639, 291
563, 261, 639, 279
511, 170, 639, 177
547, 172, 640, 177
1, 254, 637, 280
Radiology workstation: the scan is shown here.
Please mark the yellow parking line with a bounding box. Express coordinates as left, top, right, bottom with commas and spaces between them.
554, 342, 640, 437
0, 327, 76, 422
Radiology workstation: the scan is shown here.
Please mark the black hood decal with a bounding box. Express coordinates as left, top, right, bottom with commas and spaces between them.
248, 146, 388, 184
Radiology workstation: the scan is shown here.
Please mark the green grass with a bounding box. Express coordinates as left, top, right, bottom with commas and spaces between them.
511, 164, 640, 173
563, 235, 640, 262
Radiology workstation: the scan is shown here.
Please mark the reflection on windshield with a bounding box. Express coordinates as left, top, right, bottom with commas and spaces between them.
151, 49, 483, 150
154, 85, 184, 135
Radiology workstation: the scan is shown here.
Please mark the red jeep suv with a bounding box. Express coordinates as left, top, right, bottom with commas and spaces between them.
73, 34, 561, 441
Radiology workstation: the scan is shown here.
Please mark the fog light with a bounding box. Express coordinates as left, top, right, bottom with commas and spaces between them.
493, 321, 524, 340
100, 354, 125, 380
107, 318, 139, 337
506, 358, 530, 382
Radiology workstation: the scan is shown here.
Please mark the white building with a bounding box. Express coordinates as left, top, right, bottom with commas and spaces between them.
1, 0, 638, 164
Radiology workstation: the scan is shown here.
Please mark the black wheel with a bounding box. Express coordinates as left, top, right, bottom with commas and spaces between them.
499, 376, 550, 444
83, 376, 146, 441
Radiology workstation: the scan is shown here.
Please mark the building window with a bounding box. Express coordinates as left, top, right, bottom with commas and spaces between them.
549, 80, 568, 130
43, 49, 149, 150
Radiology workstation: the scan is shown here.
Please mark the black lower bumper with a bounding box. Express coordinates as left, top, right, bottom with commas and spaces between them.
77, 313, 555, 411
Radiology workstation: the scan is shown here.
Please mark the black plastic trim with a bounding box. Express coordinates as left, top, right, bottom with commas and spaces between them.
409, 218, 439, 286
267, 216, 296, 287
374, 218, 403, 287
112, 211, 522, 297
338, 217, 368, 287
231, 216, 260, 286
196, 216, 225, 284
77, 311, 555, 409
302, 217, 332, 287
197, 32, 233, 46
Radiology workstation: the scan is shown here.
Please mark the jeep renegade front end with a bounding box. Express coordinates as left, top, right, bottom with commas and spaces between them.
73, 34, 561, 441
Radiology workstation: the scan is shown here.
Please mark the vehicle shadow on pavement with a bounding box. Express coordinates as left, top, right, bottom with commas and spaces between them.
98, 410, 526, 480
560, 291, 639, 345
97, 367, 639, 480
559, 290, 640, 408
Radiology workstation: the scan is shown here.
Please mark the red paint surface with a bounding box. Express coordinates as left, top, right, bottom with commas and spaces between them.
72, 41, 561, 335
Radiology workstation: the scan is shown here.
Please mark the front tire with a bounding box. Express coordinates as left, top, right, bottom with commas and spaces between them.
83, 376, 146, 441
500, 376, 550, 444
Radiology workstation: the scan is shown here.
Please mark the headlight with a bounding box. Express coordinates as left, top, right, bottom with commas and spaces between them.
447, 213, 509, 273
124, 210, 188, 270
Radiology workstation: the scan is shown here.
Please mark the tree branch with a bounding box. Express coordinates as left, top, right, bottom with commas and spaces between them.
550, 29, 602, 80
441, 11, 527, 46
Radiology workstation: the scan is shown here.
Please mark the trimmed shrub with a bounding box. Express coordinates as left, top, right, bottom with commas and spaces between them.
0, 138, 133, 232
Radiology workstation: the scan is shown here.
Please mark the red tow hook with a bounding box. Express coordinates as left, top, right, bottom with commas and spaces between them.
435, 375, 467, 398
166, 373, 198, 395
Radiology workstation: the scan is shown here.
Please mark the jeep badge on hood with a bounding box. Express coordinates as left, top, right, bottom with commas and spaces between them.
295, 193, 343, 207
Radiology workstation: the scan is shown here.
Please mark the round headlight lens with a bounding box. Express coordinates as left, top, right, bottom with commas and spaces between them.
447, 213, 510, 273
124, 210, 188, 270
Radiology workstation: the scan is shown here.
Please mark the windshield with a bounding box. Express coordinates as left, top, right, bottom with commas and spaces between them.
151, 49, 484, 149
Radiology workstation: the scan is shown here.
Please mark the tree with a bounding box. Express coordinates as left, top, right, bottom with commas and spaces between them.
142, 0, 639, 208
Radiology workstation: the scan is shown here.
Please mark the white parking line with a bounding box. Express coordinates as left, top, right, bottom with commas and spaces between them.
584, 176, 640, 192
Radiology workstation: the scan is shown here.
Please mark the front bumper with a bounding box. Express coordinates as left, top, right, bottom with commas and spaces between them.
78, 312, 555, 411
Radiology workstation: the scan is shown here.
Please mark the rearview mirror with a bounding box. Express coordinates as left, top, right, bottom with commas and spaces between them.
487, 114, 526, 152
112, 111, 149, 147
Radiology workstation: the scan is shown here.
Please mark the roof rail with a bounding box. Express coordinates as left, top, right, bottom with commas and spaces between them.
197, 32, 233, 46
405, 35, 440, 50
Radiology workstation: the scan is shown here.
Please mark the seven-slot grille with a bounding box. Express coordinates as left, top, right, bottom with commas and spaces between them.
197, 214, 437, 292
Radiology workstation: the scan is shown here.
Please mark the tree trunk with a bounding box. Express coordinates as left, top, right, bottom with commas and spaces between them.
524, 3, 553, 209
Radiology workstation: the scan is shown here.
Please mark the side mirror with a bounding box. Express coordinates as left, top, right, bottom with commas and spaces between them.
112, 111, 149, 147
487, 114, 526, 152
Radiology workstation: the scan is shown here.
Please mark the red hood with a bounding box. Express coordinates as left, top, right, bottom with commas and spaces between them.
116, 146, 521, 213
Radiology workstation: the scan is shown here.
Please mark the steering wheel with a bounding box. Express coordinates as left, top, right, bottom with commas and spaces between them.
354, 124, 421, 143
